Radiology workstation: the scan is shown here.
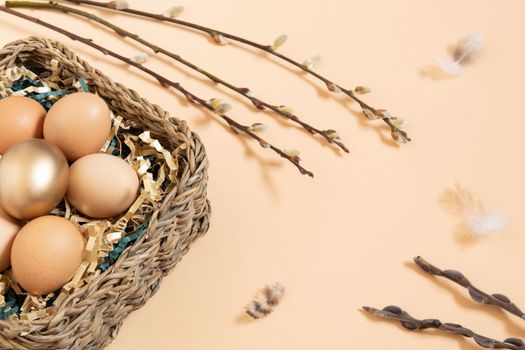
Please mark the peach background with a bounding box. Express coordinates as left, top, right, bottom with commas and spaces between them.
2, 0, 525, 349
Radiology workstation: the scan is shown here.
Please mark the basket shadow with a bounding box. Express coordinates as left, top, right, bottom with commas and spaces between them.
360, 308, 480, 350
405, 262, 525, 338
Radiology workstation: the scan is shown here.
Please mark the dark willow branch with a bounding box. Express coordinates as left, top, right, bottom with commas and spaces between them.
61, 0, 411, 144
414, 256, 525, 320
363, 305, 525, 350
0, 6, 314, 177
5, 1, 349, 153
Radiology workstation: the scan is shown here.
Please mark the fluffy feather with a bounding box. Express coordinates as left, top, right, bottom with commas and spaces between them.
443, 183, 505, 237
245, 283, 285, 319
467, 211, 506, 237
435, 33, 483, 76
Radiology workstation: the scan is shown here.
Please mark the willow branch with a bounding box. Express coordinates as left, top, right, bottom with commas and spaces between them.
6, 1, 348, 153
363, 305, 525, 350
414, 256, 525, 320
0, 6, 314, 177
61, 0, 411, 144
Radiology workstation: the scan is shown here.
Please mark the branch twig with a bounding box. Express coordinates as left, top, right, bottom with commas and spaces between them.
61, 0, 411, 144
5, 1, 349, 153
363, 305, 525, 350
0, 6, 314, 177
414, 256, 525, 320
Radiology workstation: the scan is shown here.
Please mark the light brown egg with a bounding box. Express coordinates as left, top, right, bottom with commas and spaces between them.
0, 205, 20, 272
44, 92, 111, 161
11, 216, 85, 296
0, 139, 69, 219
0, 96, 46, 154
67, 153, 139, 218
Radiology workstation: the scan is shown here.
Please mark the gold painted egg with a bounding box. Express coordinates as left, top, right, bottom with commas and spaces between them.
0, 139, 69, 219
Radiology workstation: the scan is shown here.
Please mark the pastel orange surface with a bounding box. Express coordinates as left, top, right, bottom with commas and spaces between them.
1, 0, 524, 349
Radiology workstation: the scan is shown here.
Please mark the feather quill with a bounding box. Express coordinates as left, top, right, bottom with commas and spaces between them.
435, 33, 483, 76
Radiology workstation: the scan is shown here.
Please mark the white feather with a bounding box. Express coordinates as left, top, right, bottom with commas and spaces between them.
467, 211, 506, 236
434, 57, 462, 76
444, 183, 505, 237
435, 33, 483, 76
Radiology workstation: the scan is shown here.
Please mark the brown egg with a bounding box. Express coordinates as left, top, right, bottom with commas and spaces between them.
0, 96, 46, 154
11, 216, 85, 296
67, 154, 139, 218
0, 205, 20, 272
44, 92, 111, 161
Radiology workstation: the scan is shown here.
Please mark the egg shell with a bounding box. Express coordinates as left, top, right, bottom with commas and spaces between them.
67, 153, 140, 218
43, 92, 111, 161
0, 96, 46, 154
11, 215, 85, 296
0, 139, 69, 219
0, 205, 20, 272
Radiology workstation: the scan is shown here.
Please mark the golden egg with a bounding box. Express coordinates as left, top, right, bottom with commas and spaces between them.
44, 92, 111, 161
67, 153, 139, 218
11, 216, 85, 296
0, 96, 46, 154
0, 204, 20, 272
0, 139, 69, 219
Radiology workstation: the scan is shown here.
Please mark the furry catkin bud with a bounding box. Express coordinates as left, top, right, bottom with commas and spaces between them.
324, 129, 340, 140
208, 98, 232, 114
163, 6, 184, 18
284, 149, 300, 158
326, 82, 341, 93
374, 109, 391, 119
249, 123, 268, 133
130, 53, 150, 64
391, 130, 409, 144
277, 105, 294, 116
211, 32, 229, 45
303, 55, 321, 70
240, 88, 254, 98
354, 86, 371, 94
390, 117, 407, 127
107, 0, 129, 10
363, 108, 379, 120
271, 34, 288, 50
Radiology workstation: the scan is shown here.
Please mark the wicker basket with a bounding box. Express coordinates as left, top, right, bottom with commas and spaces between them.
0, 37, 211, 350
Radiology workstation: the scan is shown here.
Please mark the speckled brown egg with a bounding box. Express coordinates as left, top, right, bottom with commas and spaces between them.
11, 216, 85, 296
67, 153, 140, 218
0, 96, 46, 154
44, 92, 111, 161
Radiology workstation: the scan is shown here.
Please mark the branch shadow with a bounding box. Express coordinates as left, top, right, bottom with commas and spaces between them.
188, 108, 283, 197
104, 11, 402, 148
360, 308, 480, 350
405, 262, 525, 338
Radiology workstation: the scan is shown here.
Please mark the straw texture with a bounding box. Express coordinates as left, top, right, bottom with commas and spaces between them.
0, 37, 211, 350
